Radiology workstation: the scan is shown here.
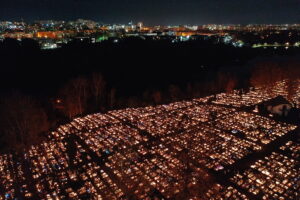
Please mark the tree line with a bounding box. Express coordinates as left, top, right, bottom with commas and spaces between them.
1, 54, 300, 153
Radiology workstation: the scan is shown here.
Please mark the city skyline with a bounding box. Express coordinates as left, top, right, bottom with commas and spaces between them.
1, 0, 300, 25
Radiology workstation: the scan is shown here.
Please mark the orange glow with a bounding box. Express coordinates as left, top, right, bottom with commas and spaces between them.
35, 31, 63, 39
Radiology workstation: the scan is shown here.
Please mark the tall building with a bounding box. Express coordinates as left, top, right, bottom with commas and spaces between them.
137, 22, 143, 30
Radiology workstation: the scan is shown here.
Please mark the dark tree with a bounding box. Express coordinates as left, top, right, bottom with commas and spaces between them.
90, 73, 106, 111
0, 92, 49, 153
61, 77, 89, 118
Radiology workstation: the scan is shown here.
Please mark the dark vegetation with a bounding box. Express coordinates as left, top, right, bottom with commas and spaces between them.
0, 37, 300, 152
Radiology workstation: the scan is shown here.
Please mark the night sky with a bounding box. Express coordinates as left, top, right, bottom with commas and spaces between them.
1, 0, 300, 25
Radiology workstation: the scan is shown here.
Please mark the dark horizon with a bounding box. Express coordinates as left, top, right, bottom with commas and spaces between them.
1, 0, 300, 25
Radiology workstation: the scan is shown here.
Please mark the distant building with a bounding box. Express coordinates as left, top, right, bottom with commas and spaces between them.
137, 22, 143, 30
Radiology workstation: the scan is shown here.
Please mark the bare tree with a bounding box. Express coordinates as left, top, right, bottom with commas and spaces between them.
91, 73, 106, 110
225, 78, 237, 93
61, 77, 89, 118
250, 62, 286, 88
109, 88, 117, 109
73, 77, 89, 114
152, 90, 162, 105
0, 92, 49, 153
169, 85, 181, 102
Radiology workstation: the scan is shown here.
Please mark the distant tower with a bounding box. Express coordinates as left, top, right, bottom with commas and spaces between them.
137, 22, 143, 30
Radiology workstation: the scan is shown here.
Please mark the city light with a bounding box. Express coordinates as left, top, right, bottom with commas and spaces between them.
0, 79, 298, 199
